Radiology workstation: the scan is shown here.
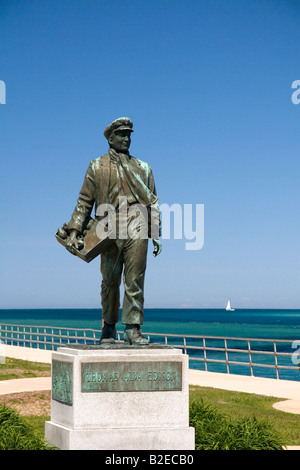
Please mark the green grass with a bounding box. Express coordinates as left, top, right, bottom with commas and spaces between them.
189, 398, 284, 450
190, 386, 300, 447
0, 405, 54, 450
25, 414, 50, 439
0, 357, 51, 380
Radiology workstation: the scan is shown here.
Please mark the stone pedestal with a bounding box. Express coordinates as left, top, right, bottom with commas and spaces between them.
45, 344, 195, 450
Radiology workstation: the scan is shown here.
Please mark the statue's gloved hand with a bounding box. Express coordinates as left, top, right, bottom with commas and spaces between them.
152, 239, 162, 257
66, 230, 81, 255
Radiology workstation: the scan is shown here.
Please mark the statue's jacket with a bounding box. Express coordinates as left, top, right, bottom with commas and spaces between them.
68, 152, 161, 238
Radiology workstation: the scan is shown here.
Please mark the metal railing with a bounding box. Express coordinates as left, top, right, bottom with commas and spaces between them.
0, 323, 299, 381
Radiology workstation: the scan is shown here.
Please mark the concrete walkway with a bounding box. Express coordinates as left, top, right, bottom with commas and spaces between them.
273, 399, 300, 415
2, 344, 52, 364
0, 377, 51, 395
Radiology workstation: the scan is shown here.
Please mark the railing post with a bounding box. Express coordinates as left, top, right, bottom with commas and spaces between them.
248, 340, 253, 376
183, 337, 187, 355
224, 339, 230, 373
274, 341, 279, 380
203, 338, 208, 371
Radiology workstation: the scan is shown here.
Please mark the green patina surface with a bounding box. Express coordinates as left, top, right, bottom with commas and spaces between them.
81, 361, 182, 393
52, 360, 73, 406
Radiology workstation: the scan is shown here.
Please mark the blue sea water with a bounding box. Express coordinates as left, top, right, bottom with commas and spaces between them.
1, 308, 299, 380
0, 308, 299, 339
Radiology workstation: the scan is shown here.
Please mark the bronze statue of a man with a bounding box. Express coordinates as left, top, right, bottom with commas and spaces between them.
66, 117, 162, 345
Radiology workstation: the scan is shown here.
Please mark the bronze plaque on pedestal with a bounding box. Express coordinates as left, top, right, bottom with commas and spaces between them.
52, 360, 73, 406
81, 361, 182, 393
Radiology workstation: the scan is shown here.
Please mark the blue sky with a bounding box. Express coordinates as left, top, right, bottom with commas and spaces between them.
0, 0, 299, 309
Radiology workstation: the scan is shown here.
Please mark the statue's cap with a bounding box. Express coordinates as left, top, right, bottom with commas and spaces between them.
104, 117, 134, 140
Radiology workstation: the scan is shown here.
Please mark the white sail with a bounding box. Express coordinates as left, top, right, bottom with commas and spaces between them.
226, 299, 235, 311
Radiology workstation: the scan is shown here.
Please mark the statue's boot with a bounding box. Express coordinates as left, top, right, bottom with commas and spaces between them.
123, 324, 149, 345
100, 322, 116, 344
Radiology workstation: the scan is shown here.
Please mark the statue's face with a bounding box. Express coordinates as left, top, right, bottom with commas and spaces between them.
109, 129, 132, 153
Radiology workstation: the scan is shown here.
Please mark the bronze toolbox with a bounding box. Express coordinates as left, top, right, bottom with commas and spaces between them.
55, 218, 115, 263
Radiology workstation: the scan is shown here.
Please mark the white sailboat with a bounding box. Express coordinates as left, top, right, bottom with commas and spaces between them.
226, 299, 235, 311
